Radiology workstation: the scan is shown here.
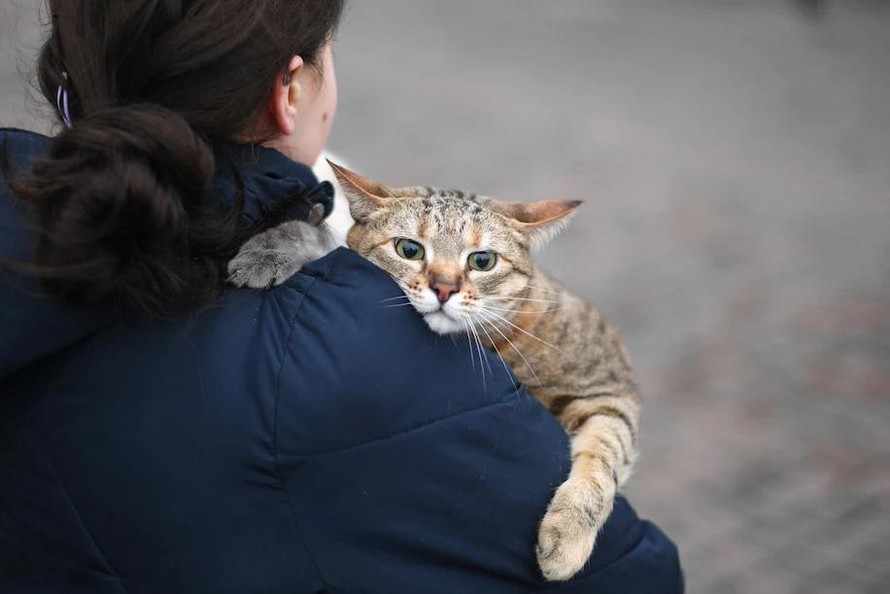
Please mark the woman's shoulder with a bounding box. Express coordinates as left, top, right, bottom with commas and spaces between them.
268, 246, 525, 455
0, 128, 52, 173
0, 127, 51, 146
0, 127, 116, 381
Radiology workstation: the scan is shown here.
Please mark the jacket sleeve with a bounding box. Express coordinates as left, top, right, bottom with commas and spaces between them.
271, 248, 683, 594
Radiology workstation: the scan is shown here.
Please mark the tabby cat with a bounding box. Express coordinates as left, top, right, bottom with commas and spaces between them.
228, 163, 641, 582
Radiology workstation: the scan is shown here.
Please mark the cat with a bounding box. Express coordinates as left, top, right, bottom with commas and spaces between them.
228, 163, 641, 582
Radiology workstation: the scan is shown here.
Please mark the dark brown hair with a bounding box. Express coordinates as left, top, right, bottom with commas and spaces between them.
7, 0, 344, 315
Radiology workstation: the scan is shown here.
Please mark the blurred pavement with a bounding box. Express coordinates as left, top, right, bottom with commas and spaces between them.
3, 1, 889, 592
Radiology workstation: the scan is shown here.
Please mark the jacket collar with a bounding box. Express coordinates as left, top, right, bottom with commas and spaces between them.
211, 143, 334, 227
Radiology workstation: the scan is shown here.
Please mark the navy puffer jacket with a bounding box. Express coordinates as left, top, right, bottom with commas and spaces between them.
0, 128, 682, 594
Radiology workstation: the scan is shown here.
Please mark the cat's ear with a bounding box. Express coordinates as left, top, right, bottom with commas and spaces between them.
327, 161, 393, 221
494, 199, 582, 247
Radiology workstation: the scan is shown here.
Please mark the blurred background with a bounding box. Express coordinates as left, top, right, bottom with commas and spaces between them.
2, 1, 888, 592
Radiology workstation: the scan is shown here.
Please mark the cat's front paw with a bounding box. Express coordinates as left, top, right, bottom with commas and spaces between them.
228, 221, 339, 289
536, 476, 612, 582
227, 248, 305, 289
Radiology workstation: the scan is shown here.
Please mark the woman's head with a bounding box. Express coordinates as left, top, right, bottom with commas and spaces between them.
10, 0, 344, 315
41, 0, 342, 158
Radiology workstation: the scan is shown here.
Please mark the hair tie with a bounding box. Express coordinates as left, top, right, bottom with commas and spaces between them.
56, 71, 73, 129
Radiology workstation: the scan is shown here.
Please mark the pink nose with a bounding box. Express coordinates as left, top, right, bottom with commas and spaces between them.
430, 279, 460, 304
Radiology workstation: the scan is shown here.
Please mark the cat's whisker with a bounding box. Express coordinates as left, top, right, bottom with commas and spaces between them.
460, 318, 476, 371
476, 311, 544, 388
471, 317, 518, 393
466, 317, 491, 384
482, 305, 561, 314
379, 294, 411, 303
497, 297, 560, 305
478, 307, 564, 354
498, 296, 559, 303
383, 302, 416, 309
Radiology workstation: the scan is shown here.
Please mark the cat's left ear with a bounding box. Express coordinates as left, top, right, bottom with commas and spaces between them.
495, 199, 582, 247
327, 161, 393, 221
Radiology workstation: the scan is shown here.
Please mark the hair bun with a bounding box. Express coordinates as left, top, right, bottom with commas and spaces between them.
17, 104, 217, 315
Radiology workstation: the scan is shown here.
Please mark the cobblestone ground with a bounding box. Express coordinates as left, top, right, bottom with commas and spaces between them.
3, 1, 889, 592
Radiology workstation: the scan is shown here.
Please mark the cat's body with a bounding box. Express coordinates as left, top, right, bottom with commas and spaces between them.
228, 165, 641, 582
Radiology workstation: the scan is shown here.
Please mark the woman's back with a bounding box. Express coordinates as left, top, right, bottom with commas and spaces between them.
1, 129, 681, 592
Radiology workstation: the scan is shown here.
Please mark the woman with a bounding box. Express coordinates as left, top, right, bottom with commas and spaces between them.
0, 1, 682, 592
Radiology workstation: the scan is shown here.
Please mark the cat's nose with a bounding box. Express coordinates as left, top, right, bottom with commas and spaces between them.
430, 279, 460, 304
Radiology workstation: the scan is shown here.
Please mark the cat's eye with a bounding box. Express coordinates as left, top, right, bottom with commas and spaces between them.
394, 238, 425, 261
468, 251, 497, 272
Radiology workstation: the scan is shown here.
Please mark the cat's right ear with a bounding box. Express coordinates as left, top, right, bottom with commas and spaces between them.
327, 161, 393, 222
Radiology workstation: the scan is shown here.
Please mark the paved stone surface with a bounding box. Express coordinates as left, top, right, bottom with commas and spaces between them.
3, 1, 889, 592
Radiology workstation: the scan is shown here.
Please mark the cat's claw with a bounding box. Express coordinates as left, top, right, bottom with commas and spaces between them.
536, 477, 611, 582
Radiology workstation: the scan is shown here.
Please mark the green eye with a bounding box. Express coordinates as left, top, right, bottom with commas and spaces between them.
468, 251, 497, 271
394, 238, 425, 260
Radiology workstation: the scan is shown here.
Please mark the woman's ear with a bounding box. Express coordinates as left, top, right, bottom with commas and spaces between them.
268, 55, 305, 136
328, 161, 393, 222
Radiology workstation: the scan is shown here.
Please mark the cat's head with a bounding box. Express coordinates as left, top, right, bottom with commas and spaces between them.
330, 162, 580, 335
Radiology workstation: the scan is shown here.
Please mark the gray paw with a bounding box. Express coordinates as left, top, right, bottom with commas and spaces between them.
227, 221, 340, 289
228, 249, 305, 288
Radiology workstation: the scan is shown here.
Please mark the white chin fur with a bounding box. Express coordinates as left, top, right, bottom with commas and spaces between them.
423, 311, 467, 335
